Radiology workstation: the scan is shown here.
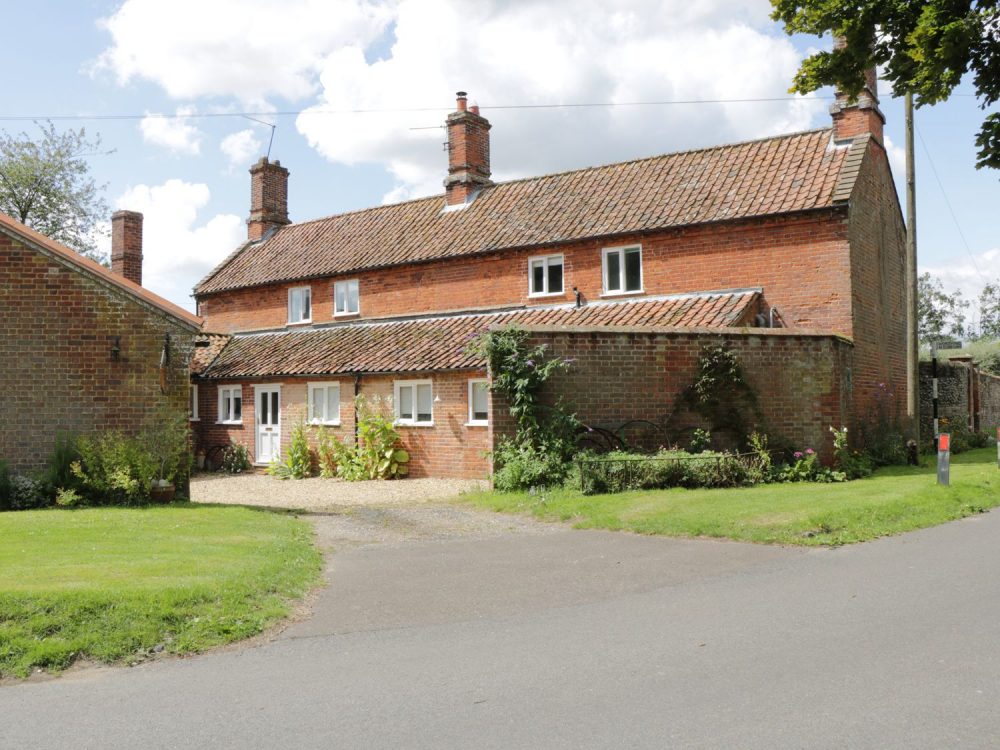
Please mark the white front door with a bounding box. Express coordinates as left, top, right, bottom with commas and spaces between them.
254, 385, 281, 464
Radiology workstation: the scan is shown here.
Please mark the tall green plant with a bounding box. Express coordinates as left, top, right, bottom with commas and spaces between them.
315, 397, 409, 481
268, 422, 315, 480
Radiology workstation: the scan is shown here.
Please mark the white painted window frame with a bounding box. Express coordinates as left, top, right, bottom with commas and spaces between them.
394, 379, 434, 427
601, 244, 643, 296
308, 382, 342, 425
333, 278, 361, 317
527, 253, 565, 297
467, 379, 489, 426
190, 383, 199, 421
217, 385, 243, 425
287, 285, 312, 324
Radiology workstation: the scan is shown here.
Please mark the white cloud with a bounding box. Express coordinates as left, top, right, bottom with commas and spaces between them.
139, 107, 202, 154
220, 129, 264, 169
295, 0, 826, 202
883, 134, 906, 178
115, 180, 245, 310
95, 0, 392, 104
922, 247, 1000, 304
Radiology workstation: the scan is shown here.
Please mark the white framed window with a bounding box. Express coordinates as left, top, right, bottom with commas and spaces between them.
217, 385, 243, 424
334, 279, 360, 316
528, 254, 564, 297
190, 383, 199, 421
288, 286, 312, 324
394, 380, 434, 426
467, 379, 489, 426
602, 245, 643, 295
308, 382, 341, 425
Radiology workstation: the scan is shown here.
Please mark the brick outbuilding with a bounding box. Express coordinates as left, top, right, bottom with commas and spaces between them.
191, 78, 906, 478
0, 212, 202, 473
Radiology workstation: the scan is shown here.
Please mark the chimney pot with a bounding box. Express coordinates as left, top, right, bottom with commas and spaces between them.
830, 36, 885, 144
110, 210, 143, 286
456, 91, 468, 111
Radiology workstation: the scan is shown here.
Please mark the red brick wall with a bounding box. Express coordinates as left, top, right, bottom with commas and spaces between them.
198, 211, 853, 336
193, 370, 491, 479
491, 327, 854, 463
846, 141, 908, 427
1, 233, 195, 473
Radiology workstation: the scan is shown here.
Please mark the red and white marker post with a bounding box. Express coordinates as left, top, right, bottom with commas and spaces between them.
937, 433, 951, 487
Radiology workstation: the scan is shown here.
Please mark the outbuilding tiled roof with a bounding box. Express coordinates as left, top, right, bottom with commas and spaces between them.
196, 129, 856, 295
194, 289, 760, 379
190, 333, 231, 375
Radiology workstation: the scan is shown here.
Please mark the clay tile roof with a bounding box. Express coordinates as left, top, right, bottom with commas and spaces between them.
0, 211, 202, 330
196, 129, 856, 296
194, 290, 759, 379
190, 333, 232, 375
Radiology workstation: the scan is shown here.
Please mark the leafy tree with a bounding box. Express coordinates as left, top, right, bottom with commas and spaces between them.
0, 121, 111, 261
770, 1, 1000, 171
977, 280, 1000, 339
918, 271, 968, 342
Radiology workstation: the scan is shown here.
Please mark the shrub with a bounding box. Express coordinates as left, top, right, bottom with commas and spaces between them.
830, 426, 874, 479
10, 475, 49, 510
40, 432, 80, 496
0, 459, 10, 511
268, 422, 315, 480
72, 431, 157, 506
316, 428, 351, 478
745, 431, 774, 484
773, 447, 847, 483
687, 428, 712, 454
493, 439, 574, 492
316, 397, 410, 481
220, 441, 252, 474
577, 449, 750, 495
143, 408, 193, 485
54, 487, 83, 507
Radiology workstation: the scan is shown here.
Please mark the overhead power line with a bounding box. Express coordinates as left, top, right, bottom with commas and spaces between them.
0, 92, 910, 123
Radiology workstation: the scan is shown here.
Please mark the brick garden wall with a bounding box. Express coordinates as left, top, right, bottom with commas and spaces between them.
193, 370, 491, 479
196, 210, 853, 337
1, 233, 196, 473
490, 327, 854, 463
920, 360, 1000, 439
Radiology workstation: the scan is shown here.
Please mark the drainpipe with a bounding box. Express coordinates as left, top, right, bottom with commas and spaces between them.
353, 373, 362, 443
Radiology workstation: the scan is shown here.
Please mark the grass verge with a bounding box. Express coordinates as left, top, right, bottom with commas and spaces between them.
0, 503, 322, 678
461, 448, 1000, 546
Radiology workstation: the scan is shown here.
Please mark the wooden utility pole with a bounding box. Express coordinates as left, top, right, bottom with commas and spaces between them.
905, 93, 920, 445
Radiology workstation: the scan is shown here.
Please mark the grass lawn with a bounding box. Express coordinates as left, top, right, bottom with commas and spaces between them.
0, 504, 322, 678
461, 448, 1000, 546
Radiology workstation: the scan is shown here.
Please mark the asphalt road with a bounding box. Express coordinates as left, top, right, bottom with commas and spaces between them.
3, 507, 1000, 749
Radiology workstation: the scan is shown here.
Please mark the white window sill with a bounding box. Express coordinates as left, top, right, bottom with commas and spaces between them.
528, 291, 564, 299
396, 422, 434, 428
465, 421, 488, 428
189, 417, 200, 422
600, 289, 645, 298
216, 421, 243, 426
310, 420, 342, 427
287, 319, 313, 326
334, 311, 360, 318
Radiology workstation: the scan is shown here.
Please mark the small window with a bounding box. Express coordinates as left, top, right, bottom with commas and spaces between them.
308, 382, 341, 425
602, 245, 642, 295
394, 380, 433, 426
218, 385, 242, 424
528, 254, 564, 297
468, 379, 489, 425
288, 286, 312, 323
334, 279, 360, 316
190, 383, 199, 421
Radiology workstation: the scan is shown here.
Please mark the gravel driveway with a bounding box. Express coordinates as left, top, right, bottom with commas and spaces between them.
190, 472, 487, 511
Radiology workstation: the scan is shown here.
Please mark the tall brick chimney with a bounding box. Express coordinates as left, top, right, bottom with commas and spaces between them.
444, 91, 492, 206
247, 157, 290, 241
830, 37, 884, 144
111, 210, 143, 286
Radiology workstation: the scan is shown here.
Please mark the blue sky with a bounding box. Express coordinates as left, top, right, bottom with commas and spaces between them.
2, 0, 997, 318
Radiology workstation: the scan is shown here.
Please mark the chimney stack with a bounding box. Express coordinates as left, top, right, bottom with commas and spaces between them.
247, 157, 290, 241
111, 210, 143, 286
830, 37, 885, 144
444, 91, 492, 206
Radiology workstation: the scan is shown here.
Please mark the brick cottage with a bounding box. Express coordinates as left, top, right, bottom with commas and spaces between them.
191, 76, 906, 478
0, 211, 201, 472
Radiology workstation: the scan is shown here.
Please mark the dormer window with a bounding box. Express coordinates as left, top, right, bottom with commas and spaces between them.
602, 245, 642, 295
334, 279, 360, 316
528, 254, 564, 297
288, 286, 312, 324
